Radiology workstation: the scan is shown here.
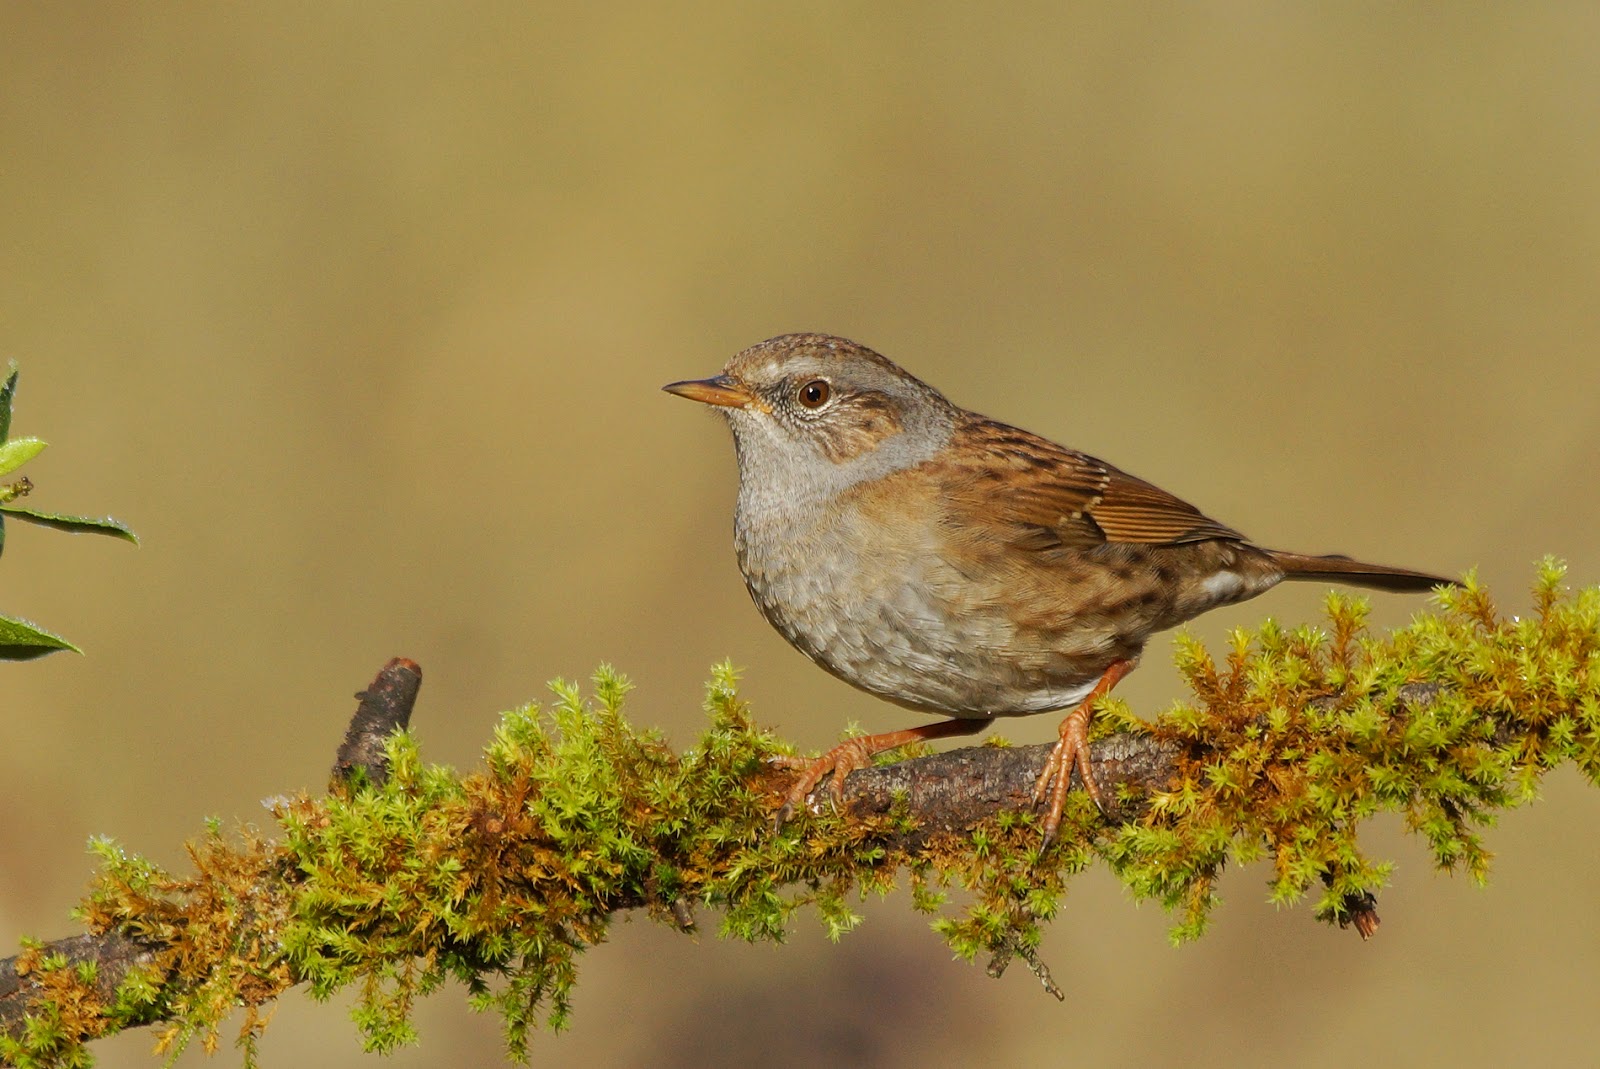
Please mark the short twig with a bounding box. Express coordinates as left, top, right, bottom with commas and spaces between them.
332, 657, 423, 787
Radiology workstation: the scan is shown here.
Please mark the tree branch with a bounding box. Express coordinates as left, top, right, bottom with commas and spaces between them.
0, 933, 165, 1042
0, 710, 1193, 1056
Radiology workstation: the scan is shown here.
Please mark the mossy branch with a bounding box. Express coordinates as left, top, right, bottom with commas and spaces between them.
3, 560, 1598, 1066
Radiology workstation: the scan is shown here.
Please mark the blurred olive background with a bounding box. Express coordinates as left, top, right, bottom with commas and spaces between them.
4, 4, 1599, 1067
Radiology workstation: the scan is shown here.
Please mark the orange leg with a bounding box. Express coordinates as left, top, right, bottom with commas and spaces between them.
1032, 658, 1137, 847
773, 718, 987, 823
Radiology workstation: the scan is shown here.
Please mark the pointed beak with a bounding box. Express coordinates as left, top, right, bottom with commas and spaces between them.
662, 375, 760, 410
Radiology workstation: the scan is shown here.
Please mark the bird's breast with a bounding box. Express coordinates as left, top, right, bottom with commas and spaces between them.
731, 491, 1111, 716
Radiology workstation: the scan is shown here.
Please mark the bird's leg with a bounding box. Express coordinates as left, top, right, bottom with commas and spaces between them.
1032, 658, 1136, 847
772, 717, 987, 823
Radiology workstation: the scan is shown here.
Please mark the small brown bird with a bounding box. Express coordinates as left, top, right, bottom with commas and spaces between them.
665, 333, 1452, 844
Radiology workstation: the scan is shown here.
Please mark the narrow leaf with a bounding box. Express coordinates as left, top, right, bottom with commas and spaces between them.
0, 506, 138, 542
0, 613, 81, 659
0, 362, 15, 442
0, 437, 45, 477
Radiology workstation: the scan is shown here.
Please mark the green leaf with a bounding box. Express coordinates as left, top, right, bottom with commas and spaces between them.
0, 613, 81, 659
0, 362, 15, 442
0, 506, 138, 542
0, 436, 45, 476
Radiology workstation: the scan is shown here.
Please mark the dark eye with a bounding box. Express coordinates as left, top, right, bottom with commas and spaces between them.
797, 379, 831, 408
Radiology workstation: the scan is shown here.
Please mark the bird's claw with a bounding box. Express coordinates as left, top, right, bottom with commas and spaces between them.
1032, 703, 1105, 848
769, 739, 878, 828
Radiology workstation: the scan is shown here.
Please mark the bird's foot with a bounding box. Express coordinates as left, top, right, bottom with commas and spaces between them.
1031, 703, 1104, 847
769, 738, 882, 825
1030, 658, 1135, 847
769, 718, 988, 827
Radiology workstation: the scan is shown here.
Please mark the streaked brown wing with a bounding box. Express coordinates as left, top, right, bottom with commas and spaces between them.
941, 416, 1246, 550
1090, 464, 1246, 544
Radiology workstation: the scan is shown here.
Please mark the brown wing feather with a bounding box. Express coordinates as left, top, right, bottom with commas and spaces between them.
1091, 466, 1247, 544
942, 416, 1246, 550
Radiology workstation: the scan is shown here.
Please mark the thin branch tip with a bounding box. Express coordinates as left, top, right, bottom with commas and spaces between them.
332, 657, 423, 787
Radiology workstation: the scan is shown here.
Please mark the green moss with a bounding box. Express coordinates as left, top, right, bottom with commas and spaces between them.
1099, 557, 1600, 941
7, 564, 1599, 1063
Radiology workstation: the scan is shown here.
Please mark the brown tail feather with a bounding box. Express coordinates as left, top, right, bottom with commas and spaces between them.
1264, 549, 1457, 593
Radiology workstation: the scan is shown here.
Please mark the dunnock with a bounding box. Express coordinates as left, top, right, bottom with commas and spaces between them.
666, 333, 1451, 844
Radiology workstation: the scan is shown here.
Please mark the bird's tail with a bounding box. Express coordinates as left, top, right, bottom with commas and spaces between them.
1263, 549, 1457, 593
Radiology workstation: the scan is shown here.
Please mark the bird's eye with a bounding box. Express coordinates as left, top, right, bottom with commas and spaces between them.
797, 379, 831, 408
